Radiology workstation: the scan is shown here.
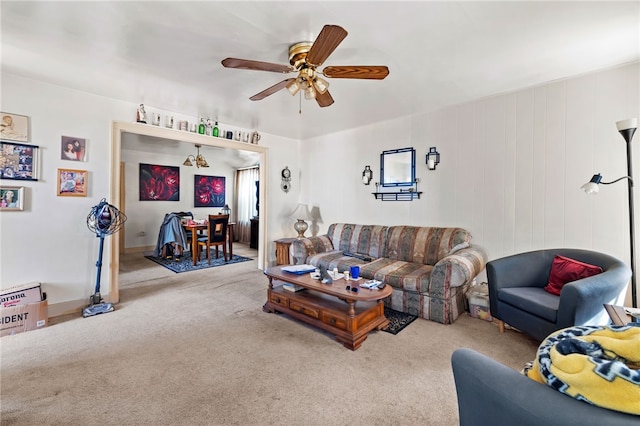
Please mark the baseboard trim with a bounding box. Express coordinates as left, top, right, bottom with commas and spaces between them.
48, 292, 119, 318
48, 299, 86, 317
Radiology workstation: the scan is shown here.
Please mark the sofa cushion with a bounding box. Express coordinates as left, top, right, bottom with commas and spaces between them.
498, 287, 559, 322
361, 257, 434, 294
544, 255, 603, 296
385, 226, 471, 265
307, 250, 370, 272
327, 224, 389, 259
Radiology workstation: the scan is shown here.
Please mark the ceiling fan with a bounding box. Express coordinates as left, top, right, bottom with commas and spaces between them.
221, 24, 389, 108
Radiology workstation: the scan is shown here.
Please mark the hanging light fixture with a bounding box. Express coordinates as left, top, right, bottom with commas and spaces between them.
313, 75, 329, 94
286, 79, 300, 96
304, 85, 317, 100
286, 67, 329, 101
183, 144, 209, 168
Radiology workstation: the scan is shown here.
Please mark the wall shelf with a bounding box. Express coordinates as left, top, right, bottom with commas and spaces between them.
372, 191, 422, 201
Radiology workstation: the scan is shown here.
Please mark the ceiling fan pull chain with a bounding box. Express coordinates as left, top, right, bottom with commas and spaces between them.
299, 90, 302, 114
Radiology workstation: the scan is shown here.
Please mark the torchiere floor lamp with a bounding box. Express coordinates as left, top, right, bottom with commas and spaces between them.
581, 118, 638, 308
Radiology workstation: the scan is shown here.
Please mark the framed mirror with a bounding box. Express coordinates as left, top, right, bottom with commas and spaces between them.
380, 147, 415, 187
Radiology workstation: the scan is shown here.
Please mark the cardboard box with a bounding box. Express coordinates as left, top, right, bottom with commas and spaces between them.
1, 282, 42, 308
0, 299, 48, 337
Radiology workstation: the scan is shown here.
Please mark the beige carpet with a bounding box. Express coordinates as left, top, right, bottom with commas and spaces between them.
1, 245, 539, 425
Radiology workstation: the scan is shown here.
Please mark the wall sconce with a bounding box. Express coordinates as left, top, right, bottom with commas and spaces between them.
362, 165, 373, 185
426, 147, 440, 170
183, 144, 209, 168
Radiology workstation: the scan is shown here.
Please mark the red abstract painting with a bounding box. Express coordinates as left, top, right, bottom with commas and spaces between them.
194, 175, 225, 207
139, 163, 180, 201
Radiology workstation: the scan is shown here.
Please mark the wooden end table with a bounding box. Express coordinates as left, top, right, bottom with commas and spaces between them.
603, 304, 634, 325
263, 266, 392, 350
274, 238, 297, 265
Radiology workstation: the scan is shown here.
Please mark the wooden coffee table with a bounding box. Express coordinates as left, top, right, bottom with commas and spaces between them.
263, 266, 392, 350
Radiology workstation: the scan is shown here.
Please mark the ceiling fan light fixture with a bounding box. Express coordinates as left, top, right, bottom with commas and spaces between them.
223, 25, 389, 107
313, 76, 329, 94
286, 79, 300, 96
304, 85, 317, 100
183, 156, 194, 167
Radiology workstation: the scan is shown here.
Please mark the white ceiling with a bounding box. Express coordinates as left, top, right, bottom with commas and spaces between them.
2, 1, 639, 141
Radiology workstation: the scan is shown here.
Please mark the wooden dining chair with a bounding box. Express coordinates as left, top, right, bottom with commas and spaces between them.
197, 214, 229, 263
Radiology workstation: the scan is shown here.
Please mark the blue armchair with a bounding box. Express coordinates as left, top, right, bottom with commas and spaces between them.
487, 248, 631, 341
451, 348, 639, 425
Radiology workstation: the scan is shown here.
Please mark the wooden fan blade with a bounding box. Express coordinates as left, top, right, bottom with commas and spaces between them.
322, 66, 389, 80
306, 25, 348, 67
250, 78, 296, 101
316, 90, 334, 108
222, 58, 293, 74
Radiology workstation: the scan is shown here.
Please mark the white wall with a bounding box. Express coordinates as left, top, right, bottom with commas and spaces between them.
121, 144, 236, 250
302, 62, 639, 305
2, 63, 638, 313
0, 72, 301, 315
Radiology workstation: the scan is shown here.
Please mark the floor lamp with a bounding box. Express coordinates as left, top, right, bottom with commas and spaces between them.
581, 118, 638, 308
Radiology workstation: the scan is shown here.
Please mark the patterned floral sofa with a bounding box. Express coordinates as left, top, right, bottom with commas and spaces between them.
290, 223, 488, 324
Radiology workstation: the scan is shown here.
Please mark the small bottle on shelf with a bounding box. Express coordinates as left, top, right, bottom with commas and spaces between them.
198, 118, 205, 135
212, 121, 219, 137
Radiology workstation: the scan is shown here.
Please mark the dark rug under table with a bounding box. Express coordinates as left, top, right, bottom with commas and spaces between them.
145, 250, 253, 273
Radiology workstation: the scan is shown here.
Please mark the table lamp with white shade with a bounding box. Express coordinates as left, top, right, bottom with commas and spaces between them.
290, 203, 312, 238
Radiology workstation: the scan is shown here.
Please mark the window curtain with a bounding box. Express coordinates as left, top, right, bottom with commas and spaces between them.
235, 167, 259, 243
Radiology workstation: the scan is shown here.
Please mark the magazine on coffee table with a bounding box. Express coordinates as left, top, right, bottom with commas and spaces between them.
281, 264, 316, 275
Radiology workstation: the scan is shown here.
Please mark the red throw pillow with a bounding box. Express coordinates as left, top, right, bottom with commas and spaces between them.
544, 255, 603, 296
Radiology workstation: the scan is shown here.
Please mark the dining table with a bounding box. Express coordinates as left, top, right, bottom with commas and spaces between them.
182, 221, 235, 266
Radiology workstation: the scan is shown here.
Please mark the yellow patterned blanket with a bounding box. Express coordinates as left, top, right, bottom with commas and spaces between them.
524, 325, 640, 415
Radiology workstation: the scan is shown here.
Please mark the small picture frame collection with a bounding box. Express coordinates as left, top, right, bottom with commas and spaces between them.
60, 136, 87, 162
0, 186, 24, 211
1, 112, 93, 205
0, 141, 38, 181
1, 112, 29, 143
57, 168, 88, 197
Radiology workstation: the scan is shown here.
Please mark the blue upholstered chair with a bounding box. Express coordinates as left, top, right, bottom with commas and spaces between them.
451, 348, 639, 425
487, 248, 631, 341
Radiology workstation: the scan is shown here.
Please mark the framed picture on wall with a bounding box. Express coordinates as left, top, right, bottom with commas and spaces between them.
60, 136, 87, 161
194, 175, 225, 207
57, 168, 88, 197
0, 141, 38, 181
139, 163, 180, 201
0, 186, 24, 210
0, 112, 29, 142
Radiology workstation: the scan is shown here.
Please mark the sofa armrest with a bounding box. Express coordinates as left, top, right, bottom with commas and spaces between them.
289, 235, 334, 265
451, 348, 639, 426
431, 245, 488, 292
